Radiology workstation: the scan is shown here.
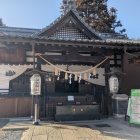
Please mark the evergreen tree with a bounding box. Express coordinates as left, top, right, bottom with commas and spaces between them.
61, 0, 125, 34
0, 18, 5, 26
0, 18, 3, 26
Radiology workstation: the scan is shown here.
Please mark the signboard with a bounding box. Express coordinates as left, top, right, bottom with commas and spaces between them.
130, 89, 140, 124
30, 74, 41, 95
67, 96, 74, 101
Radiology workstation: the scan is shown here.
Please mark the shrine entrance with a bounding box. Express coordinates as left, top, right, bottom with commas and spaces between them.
55, 71, 79, 93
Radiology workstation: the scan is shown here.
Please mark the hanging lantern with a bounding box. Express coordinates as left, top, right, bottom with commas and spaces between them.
109, 75, 119, 94
55, 69, 58, 76
65, 73, 68, 80
30, 74, 41, 95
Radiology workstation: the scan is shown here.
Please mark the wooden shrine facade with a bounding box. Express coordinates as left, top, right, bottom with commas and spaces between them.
1, 35, 140, 118
0, 9, 140, 119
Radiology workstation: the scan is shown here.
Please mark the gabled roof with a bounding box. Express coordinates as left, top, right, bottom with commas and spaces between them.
33, 10, 103, 40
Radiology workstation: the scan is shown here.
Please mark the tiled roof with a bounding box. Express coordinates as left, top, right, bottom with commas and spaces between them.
32, 9, 127, 40
0, 9, 127, 41
32, 14, 64, 36
99, 33, 127, 40
0, 9, 134, 44
0, 26, 128, 40
0, 26, 39, 37
107, 39, 140, 44
33, 9, 103, 40
1, 34, 140, 46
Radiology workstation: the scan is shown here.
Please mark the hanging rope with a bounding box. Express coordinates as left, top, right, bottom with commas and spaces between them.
36, 53, 109, 75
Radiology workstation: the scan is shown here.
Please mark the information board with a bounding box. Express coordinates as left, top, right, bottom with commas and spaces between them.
130, 89, 140, 124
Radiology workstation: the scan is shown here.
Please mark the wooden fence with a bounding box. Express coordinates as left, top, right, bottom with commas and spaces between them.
0, 97, 32, 118
0, 96, 96, 118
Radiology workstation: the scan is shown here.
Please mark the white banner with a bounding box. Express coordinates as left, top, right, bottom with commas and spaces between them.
0, 64, 33, 93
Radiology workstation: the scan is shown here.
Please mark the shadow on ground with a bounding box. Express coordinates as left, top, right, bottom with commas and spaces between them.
0, 119, 9, 128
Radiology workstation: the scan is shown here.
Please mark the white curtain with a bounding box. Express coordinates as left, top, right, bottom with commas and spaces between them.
0, 64, 121, 94
42, 64, 105, 86
42, 64, 121, 86
0, 64, 33, 93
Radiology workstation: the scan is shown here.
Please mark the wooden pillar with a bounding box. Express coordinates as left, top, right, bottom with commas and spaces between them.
37, 56, 41, 71
104, 59, 113, 117
36, 49, 46, 118
42, 82, 46, 117
32, 42, 35, 71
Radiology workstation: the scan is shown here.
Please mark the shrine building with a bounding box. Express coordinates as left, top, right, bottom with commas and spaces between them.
0, 2, 140, 120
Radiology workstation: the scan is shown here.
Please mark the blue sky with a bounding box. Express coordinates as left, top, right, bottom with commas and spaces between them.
0, 0, 139, 39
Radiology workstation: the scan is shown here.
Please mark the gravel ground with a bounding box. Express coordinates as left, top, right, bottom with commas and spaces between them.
0, 119, 24, 140
0, 119, 9, 138
0, 130, 24, 140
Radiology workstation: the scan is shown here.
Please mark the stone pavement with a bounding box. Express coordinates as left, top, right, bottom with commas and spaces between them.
2, 117, 140, 140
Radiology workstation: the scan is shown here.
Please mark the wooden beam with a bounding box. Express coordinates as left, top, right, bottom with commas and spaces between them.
35, 44, 123, 56
40, 53, 104, 65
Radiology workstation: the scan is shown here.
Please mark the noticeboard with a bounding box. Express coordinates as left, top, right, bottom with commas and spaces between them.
30, 74, 41, 95
67, 96, 74, 101
130, 89, 140, 124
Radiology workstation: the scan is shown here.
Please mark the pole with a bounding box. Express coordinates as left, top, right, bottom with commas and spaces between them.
33, 103, 39, 125
30, 95, 34, 119
31, 42, 35, 119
